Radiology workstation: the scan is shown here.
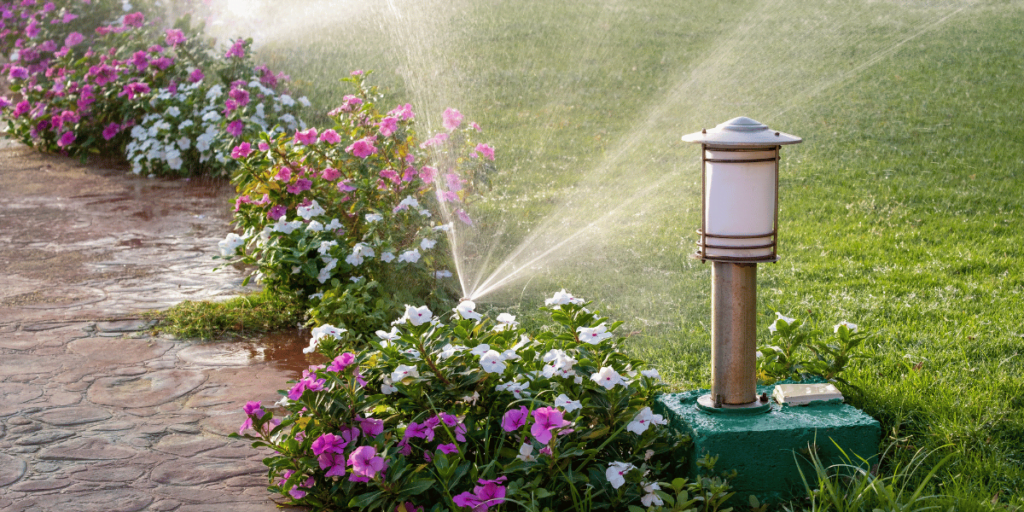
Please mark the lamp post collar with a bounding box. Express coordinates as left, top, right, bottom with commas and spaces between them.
682, 116, 802, 147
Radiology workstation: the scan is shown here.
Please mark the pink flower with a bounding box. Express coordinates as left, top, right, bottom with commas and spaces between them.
243, 400, 264, 418
294, 128, 318, 145
88, 64, 118, 86
130, 51, 149, 71
501, 406, 529, 432
8, 66, 28, 80
275, 167, 292, 181
340, 94, 362, 112
123, 12, 145, 28
267, 205, 287, 220
229, 87, 250, 107
475, 143, 495, 161
471, 122, 482, 132
351, 69, 364, 76
437, 443, 458, 454
319, 451, 347, 477
224, 39, 246, 59
419, 132, 448, 149
287, 179, 312, 195
453, 492, 481, 510
231, 142, 252, 159
441, 191, 459, 203
101, 123, 120, 141
64, 32, 83, 47
346, 137, 377, 158
402, 166, 417, 182
530, 407, 570, 444
121, 82, 150, 100
445, 173, 464, 192
389, 103, 415, 121
337, 179, 356, 193
13, 101, 30, 118
403, 422, 432, 441
379, 116, 398, 137
379, 169, 400, 184
150, 57, 174, 70
258, 141, 270, 151
165, 28, 186, 46
312, 432, 349, 456
319, 129, 341, 144
327, 352, 355, 372
456, 209, 473, 226
188, 68, 204, 83
348, 446, 385, 480
418, 166, 437, 183
357, 416, 384, 437
226, 120, 244, 137
57, 131, 75, 147
442, 108, 463, 131
62, 13, 78, 23
320, 167, 340, 181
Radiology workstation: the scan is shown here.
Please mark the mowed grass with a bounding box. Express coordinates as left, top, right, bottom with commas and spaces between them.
255, 0, 1024, 508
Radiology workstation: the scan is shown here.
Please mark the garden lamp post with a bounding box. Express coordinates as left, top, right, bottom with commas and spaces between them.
682, 117, 801, 412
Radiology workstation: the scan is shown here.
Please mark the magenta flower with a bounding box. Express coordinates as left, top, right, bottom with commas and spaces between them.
243, 400, 264, 418
294, 128, 318, 145
57, 131, 75, 148
501, 406, 530, 432
340, 94, 363, 112
121, 82, 150, 100
88, 64, 118, 86
312, 432, 349, 456
225, 39, 246, 59
226, 120, 244, 137
419, 132, 448, 149
379, 169, 400, 184
379, 116, 398, 137
319, 129, 341, 144
64, 32, 83, 47
471, 122, 482, 132
326, 352, 356, 372
445, 173, 464, 192
319, 451, 347, 477
130, 51, 149, 71
418, 166, 437, 183
26, 20, 39, 37
475, 143, 495, 161
346, 137, 378, 158
349, 446, 385, 480
530, 407, 571, 444
165, 28, 186, 46
286, 179, 312, 195
456, 209, 473, 226
437, 443, 459, 454
320, 167, 340, 181
8, 66, 28, 80
453, 492, 481, 510
402, 166, 417, 182
188, 68, 204, 83
337, 179, 357, 193
13, 101, 30, 118
441, 191, 460, 203
474, 477, 508, 510
258, 141, 270, 151
124, 12, 145, 28
404, 421, 431, 441
62, 13, 78, 23
442, 108, 463, 131
103, 122, 121, 141
228, 87, 250, 107
274, 167, 292, 181
267, 205, 287, 220
357, 416, 384, 437
389, 103, 415, 121
150, 57, 174, 71
231, 142, 252, 159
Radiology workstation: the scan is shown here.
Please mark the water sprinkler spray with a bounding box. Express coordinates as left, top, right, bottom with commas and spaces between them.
682, 117, 801, 414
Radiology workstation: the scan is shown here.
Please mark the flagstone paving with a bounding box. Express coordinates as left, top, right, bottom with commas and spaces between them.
0, 140, 306, 510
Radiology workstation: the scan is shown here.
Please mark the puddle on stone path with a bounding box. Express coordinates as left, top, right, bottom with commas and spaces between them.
178, 330, 325, 375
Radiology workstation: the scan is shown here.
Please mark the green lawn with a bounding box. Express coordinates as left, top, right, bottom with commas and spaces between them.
256, 0, 1024, 508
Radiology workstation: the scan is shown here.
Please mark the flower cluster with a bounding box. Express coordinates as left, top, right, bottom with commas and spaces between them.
758, 311, 869, 384
221, 73, 495, 336
235, 292, 687, 511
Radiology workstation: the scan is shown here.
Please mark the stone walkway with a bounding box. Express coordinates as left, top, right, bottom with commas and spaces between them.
0, 140, 305, 511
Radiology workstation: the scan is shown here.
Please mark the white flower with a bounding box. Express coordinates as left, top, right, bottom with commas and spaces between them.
545, 289, 585, 306
365, 213, 383, 223
397, 305, 433, 326
397, 249, 421, 263
480, 350, 506, 374
297, 200, 325, 220
627, 407, 667, 435
217, 233, 246, 256
166, 106, 180, 117
254, 103, 266, 118
495, 381, 530, 398
165, 149, 183, 170
769, 312, 796, 334
577, 323, 612, 344
325, 218, 343, 232
380, 252, 395, 263
433, 222, 454, 232
396, 196, 420, 211
318, 240, 337, 256
542, 349, 577, 379
438, 344, 468, 360
298, 96, 311, 107
554, 394, 582, 412
591, 367, 624, 390
391, 364, 420, 383
469, 343, 491, 356
641, 482, 663, 507
201, 110, 221, 122
306, 220, 324, 232
834, 321, 858, 333
418, 209, 431, 218
420, 238, 436, 250
308, 292, 324, 300
279, 94, 296, 106
376, 327, 401, 342
304, 324, 347, 354
605, 462, 634, 489
381, 376, 398, 395
434, 270, 452, 279
641, 369, 661, 380
455, 301, 482, 322
178, 120, 194, 130
206, 85, 223, 100
345, 243, 375, 266
177, 137, 191, 151
516, 443, 536, 462
131, 125, 146, 138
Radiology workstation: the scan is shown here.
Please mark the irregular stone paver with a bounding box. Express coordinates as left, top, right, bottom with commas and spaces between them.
33, 405, 112, 426
0, 140, 308, 510
88, 369, 208, 407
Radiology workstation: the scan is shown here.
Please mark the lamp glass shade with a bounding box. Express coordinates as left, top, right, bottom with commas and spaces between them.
702, 148, 776, 260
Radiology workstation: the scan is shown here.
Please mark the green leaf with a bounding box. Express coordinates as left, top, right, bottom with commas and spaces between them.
400, 478, 435, 497
347, 490, 382, 508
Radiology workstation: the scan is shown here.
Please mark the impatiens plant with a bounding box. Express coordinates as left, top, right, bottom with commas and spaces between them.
221, 72, 496, 336
756, 312, 870, 385
235, 291, 689, 511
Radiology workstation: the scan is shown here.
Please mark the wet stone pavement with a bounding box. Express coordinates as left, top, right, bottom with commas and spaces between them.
0, 140, 307, 511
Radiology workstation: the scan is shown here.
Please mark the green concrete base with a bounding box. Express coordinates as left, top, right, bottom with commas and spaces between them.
654, 385, 881, 506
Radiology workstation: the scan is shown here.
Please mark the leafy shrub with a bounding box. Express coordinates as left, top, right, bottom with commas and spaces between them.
221, 73, 496, 336
235, 292, 688, 511
757, 314, 869, 386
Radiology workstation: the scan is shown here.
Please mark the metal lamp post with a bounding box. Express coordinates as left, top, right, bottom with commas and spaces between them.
682, 117, 801, 413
